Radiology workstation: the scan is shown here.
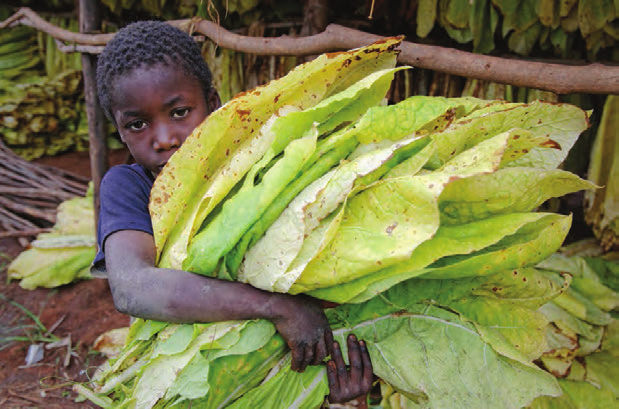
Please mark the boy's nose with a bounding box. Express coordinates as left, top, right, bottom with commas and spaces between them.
153, 125, 181, 152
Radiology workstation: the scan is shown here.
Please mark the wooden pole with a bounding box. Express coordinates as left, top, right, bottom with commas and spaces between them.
79, 0, 108, 228
4, 8, 618, 95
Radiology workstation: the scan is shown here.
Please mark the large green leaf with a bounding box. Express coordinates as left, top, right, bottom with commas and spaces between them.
239, 134, 429, 292
308, 212, 561, 303
529, 378, 617, 409
438, 168, 595, 225
227, 355, 328, 409
152, 38, 401, 269
429, 101, 588, 168
393, 269, 569, 366
183, 129, 318, 275
225, 130, 359, 275
292, 175, 439, 292
538, 301, 598, 340
331, 304, 560, 409
130, 321, 247, 408
195, 335, 287, 408
164, 321, 286, 407
353, 95, 491, 145
537, 254, 619, 311
359, 268, 567, 366
552, 288, 613, 326
183, 67, 403, 275
112, 320, 278, 409
291, 127, 525, 295
422, 214, 571, 279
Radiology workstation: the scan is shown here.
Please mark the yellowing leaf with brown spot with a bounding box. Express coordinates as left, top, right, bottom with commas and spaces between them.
150, 38, 402, 269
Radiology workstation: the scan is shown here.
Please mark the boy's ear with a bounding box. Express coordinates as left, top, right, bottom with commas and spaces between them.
206, 88, 222, 113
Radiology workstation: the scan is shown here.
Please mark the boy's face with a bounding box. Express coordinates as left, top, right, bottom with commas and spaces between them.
110, 63, 220, 176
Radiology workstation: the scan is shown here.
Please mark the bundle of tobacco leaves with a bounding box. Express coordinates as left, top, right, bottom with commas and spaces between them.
77, 38, 609, 409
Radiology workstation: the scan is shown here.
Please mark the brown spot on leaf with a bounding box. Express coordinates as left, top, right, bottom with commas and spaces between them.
326, 51, 345, 59
393, 310, 409, 317
274, 93, 281, 104
386, 222, 398, 235
236, 109, 251, 120
541, 140, 562, 150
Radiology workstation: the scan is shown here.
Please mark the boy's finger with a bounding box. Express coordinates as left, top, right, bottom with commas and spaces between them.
312, 338, 328, 365
291, 344, 306, 372
332, 340, 347, 372
325, 329, 335, 356
347, 334, 363, 383
360, 340, 374, 389
326, 360, 339, 390
301, 344, 314, 371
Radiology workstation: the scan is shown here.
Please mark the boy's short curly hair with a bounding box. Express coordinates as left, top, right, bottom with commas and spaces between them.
96, 20, 213, 124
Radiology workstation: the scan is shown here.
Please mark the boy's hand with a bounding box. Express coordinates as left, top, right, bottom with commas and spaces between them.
327, 334, 373, 406
271, 294, 333, 372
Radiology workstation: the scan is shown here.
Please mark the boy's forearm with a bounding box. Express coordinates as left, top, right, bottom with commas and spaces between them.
104, 230, 293, 323
109, 265, 291, 324
105, 230, 333, 371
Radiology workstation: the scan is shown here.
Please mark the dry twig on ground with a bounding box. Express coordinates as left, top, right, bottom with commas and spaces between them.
0, 140, 89, 246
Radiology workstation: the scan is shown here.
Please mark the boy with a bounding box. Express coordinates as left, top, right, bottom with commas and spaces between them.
92, 21, 372, 404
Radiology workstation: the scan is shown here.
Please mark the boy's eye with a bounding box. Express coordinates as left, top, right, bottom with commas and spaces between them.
127, 120, 147, 131
172, 108, 190, 118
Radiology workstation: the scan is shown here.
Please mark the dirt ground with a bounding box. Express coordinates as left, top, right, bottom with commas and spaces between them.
0, 148, 131, 409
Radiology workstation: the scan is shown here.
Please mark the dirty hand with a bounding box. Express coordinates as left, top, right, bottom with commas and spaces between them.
327, 334, 374, 405
271, 294, 333, 372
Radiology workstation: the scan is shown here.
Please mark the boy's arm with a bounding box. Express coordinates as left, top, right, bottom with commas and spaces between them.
104, 229, 333, 372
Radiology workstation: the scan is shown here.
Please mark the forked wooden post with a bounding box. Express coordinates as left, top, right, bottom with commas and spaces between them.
79, 0, 108, 228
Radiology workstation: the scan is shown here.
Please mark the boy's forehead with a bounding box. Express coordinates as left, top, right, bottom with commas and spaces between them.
110, 63, 204, 109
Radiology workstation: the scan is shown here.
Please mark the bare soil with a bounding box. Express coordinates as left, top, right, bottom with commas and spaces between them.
0, 149, 131, 409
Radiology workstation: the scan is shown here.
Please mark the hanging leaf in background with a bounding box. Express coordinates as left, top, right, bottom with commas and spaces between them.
584, 95, 618, 251
492, 0, 537, 40
471, 0, 499, 54
416, 0, 438, 37
439, 0, 473, 43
